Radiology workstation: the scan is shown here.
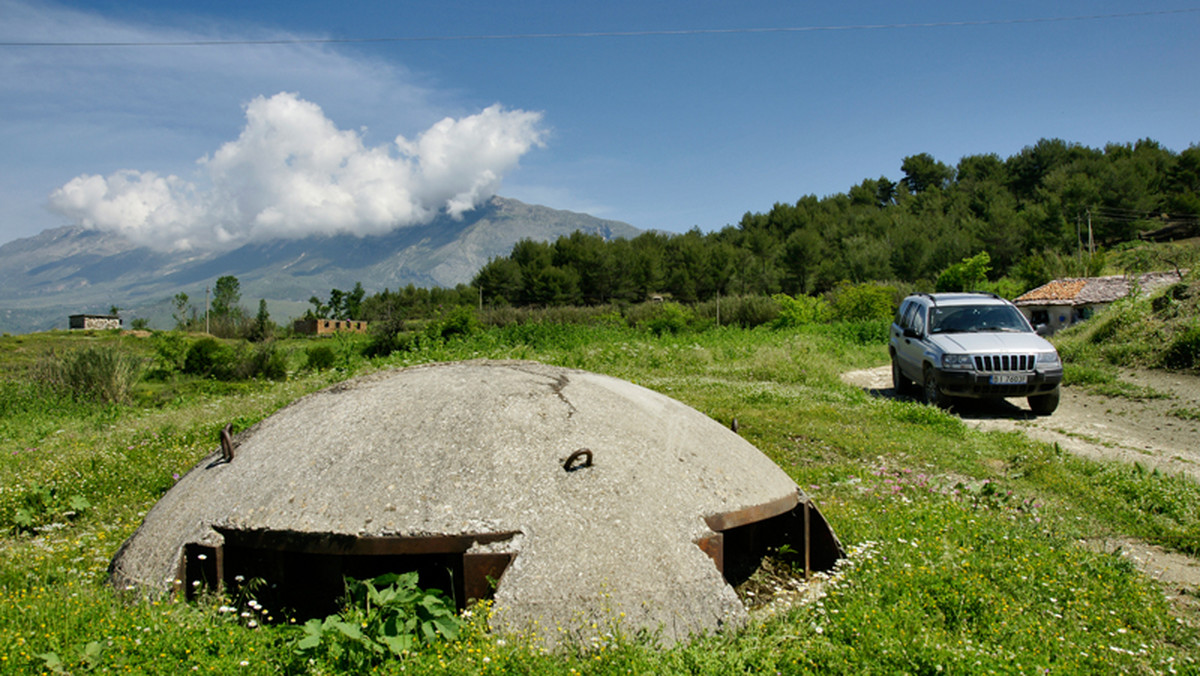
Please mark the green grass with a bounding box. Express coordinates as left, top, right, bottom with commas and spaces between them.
1, 324, 1198, 673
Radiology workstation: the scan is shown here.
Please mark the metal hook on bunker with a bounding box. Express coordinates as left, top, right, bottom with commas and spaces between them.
563, 448, 592, 472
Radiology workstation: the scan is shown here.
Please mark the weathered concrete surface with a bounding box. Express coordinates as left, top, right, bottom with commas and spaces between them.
110, 360, 839, 645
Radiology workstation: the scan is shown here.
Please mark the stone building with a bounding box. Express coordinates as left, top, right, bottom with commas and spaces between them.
1013, 271, 1184, 334
292, 318, 369, 335
68, 314, 122, 330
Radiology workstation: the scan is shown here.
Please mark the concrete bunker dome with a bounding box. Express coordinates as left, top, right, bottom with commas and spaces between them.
109, 360, 842, 645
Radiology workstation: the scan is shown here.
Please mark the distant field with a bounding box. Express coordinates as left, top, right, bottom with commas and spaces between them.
1, 324, 1197, 674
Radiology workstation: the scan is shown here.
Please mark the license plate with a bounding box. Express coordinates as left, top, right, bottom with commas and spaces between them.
990, 374, 1027, 385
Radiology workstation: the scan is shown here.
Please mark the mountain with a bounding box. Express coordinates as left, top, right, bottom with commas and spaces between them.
0, 197, 639, 334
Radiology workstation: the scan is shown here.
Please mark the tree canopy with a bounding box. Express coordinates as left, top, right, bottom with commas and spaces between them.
464, 139, 1199, 307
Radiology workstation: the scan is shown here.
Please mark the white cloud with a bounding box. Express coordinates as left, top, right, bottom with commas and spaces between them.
49, 93, 546, 251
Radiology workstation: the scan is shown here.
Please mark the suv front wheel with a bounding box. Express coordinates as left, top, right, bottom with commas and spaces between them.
1028, 388, 1060, 415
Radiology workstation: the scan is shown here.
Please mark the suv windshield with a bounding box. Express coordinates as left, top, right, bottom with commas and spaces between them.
930, 304, 1030, 334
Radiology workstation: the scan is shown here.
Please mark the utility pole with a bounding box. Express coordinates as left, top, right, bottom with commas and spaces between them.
205, 286, 210, 334
1087, 208, 1095, 257
1076, 213, 1083, 269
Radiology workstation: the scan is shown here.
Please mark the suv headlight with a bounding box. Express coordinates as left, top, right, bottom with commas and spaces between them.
1037, 351, 1062, 369
941, 354, 974, 370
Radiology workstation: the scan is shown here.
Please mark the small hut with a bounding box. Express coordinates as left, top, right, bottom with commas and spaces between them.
69, 314, 121, 330
1014, 271, 1184, 334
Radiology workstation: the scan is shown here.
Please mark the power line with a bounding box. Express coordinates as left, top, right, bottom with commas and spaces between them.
3, 8, 1199, 48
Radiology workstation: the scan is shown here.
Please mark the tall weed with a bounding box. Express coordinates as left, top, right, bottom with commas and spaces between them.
32, 346, 145, 405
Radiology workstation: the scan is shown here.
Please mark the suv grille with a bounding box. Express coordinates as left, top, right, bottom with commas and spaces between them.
973, 354, 1035, 372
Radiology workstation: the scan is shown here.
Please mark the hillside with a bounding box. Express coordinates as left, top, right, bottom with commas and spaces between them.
0, 197, 638, 333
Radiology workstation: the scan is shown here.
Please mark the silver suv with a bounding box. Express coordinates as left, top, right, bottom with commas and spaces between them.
890, 293, 1063, 414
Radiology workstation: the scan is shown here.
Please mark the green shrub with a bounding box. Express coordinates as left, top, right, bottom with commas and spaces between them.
772, 293, 830, 327
639, 301, 693, 335
829, 282, 896, 323
723, 295, 780, 327
33, 346, 145, 404
426, 306, 481, 341
149, 331, 190, 373
182, 338, 237, 379
305, 344, 337, 370
237, 342, 288, 380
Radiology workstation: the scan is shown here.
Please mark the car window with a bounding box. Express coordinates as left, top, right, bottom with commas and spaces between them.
898, 301, 915, 329
910, 305, 926, 335
930, 304, 1029, 333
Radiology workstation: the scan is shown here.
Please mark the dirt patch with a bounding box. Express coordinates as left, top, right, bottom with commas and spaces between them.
841, 365, 1200, 609
842, 365, 1200, 481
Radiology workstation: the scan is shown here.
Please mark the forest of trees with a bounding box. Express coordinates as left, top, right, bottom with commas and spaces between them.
209, 137, 1198, 336
465, 138, 1200, 307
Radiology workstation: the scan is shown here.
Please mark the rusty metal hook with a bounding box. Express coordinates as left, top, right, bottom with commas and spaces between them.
563, 448, 592, 472
220, 423, 234, 462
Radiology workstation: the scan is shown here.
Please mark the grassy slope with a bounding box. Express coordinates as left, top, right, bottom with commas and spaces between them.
1055, 273, 1200, 391
1, 325, 1198, 674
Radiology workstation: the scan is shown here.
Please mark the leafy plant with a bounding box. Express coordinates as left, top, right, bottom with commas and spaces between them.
38, 641, 103, 675
295, 572, 463, 669
7, 484, 90, 534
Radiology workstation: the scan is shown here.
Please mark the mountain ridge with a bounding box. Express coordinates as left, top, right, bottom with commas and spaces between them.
0, 197, 639, 333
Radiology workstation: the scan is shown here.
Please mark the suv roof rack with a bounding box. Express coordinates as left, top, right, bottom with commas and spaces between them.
914, 292, 938, 308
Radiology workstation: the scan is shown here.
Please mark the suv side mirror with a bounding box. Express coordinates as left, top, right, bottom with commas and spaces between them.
903, 327, 921, 340
1035, 324, 1052, 337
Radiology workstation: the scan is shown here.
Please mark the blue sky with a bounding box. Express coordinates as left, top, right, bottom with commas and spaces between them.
2, 1, 1199, 249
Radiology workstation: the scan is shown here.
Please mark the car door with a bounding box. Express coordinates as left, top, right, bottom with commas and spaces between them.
893, 301, 925, 380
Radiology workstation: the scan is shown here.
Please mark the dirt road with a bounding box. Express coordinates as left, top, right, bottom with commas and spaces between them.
842, 365, 1200, 480
841, 364, 1200, 598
